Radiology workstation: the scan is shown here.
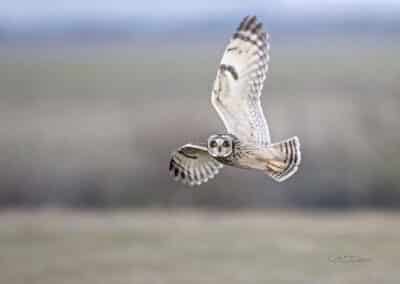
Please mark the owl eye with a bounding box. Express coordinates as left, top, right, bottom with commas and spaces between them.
223, 140, 230, 147
210, 140, 217, 148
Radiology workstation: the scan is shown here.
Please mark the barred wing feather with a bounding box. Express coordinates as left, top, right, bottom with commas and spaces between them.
211, 16, 271, 145
169, 144, 223, 186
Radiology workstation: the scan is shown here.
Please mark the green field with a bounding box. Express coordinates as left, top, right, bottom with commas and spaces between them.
0, 210, 399, 284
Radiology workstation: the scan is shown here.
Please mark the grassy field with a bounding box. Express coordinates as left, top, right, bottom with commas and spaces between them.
0, 210, 399, 284
0, 41, 399, 207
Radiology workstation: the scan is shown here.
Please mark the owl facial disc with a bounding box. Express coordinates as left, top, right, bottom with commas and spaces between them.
207, 134, 233, 158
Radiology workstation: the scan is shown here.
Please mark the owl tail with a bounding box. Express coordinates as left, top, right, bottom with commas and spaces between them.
264, 136, 301, 182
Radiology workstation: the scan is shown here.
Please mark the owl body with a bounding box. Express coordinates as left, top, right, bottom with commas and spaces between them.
169, 16, 301, 186
206, 134, 262, 170
208, 134, 251, 169
207, 134, 299, 173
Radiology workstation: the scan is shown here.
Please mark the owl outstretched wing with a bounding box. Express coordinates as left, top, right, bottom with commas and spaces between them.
169, 144, 223, 186
235, 136, 301, 182
212, 16, 271, 145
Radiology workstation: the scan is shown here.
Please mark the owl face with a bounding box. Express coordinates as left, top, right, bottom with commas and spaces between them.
207, 134, 234, 158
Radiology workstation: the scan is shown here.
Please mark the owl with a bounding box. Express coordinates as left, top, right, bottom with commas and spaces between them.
169, 16, 301, 186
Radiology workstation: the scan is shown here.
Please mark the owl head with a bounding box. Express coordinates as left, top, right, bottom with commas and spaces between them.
207, 134, 235, 158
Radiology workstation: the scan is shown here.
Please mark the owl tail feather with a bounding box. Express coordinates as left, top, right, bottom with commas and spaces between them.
265, 136, 301, 182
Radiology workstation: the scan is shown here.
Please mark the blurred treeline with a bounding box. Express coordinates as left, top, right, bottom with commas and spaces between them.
0, 21, 399, 209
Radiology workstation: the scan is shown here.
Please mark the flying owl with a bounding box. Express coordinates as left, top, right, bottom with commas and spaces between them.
169, 16, 301, 186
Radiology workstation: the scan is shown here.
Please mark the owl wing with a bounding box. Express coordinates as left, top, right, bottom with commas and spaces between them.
236, 136, 301, 182
169, 144, 223, 186
211, 16, 271, 145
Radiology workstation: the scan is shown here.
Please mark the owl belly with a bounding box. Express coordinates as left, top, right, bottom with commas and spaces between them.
234, 152, 267, 171
228, 144, 279, 172
215, 150, 264, 171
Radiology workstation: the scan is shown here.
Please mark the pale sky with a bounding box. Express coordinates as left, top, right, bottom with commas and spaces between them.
0, 0, 399, 22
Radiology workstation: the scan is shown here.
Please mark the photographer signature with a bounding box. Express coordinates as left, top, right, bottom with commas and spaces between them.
329, 255, 371, 263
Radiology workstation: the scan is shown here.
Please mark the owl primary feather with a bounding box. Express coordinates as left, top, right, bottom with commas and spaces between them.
169, 16, 301, 186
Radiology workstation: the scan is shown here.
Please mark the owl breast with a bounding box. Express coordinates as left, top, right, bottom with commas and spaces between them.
214, 139, 251, 169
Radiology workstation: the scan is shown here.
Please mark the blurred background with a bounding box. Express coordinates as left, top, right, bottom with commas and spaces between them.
0, 0, 399, 209
0, 1, 400, 283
